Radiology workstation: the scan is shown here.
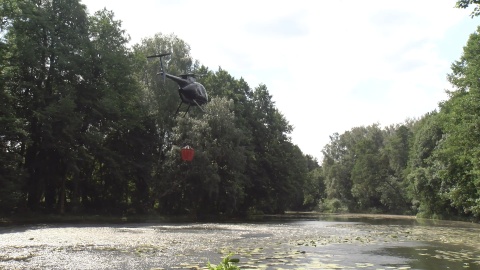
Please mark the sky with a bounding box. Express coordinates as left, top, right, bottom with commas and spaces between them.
81, 0, 479, 161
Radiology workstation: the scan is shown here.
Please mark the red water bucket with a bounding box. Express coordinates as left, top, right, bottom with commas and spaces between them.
181, 145, 194, 162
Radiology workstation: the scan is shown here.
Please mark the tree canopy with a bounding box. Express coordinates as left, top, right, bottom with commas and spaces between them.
319, 25, 480, 220
0, 0, 320, 217
1, 0, 480, 222
456, 0, 480, 17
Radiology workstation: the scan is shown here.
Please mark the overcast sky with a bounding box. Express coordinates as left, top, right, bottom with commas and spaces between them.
81, 0, 479, 161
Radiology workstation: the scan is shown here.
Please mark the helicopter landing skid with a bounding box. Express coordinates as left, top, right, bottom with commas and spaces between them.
175, 99, 205, 117
174, 101, 187, 116
192, 99, 205, 112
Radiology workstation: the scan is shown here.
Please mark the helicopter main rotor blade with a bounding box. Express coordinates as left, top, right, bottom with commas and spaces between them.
146, 52, 171, 58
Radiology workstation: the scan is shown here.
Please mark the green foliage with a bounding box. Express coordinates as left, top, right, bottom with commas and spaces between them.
158, 97, 248, 216
207, 254, 240, 270
241, 84, 307, 214
322, 124, 412, 214
0, 0, 147, 214
5, 0, 480, 222
0, 3, 25, 213
455, 0, 480, 17
404, 112, 445, 217
131, 32, 316, 216
432, 26, 480, 217
303, 164, 325, 209
319, 24, 480, 220
1, 0, 93, 212
320, 198, 348, 213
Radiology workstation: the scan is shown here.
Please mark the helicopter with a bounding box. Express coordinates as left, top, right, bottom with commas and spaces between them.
147, 53, 208, 115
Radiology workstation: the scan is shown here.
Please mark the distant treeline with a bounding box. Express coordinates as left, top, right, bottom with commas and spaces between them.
321, 27, 480, 220
1, 1, 479, 220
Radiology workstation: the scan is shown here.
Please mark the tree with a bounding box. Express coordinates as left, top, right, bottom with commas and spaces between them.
243, 84, 297, 214
1, 1, 151, 214
456, 0, 480, 17
404, 112, 445, 216
159, 97, 247, 217
348, 125, 388, 211
322, 123, 411, 213
0, 1, 326, 217
302, 155, 324, 209
74, 8, 147, 214
380, 124, 412, 213
322, 132, 354, 209
1, 0, 92, 212
0, 6, 26, 212
132, 33, 202, 214
421, 26, 480, 218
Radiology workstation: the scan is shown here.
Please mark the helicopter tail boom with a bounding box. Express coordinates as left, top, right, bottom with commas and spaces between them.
158, 72, 190, 87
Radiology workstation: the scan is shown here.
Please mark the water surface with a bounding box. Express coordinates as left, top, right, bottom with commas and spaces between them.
0, 214, 479, 269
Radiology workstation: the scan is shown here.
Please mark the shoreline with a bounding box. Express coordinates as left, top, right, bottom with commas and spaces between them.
3, 211, 478, 227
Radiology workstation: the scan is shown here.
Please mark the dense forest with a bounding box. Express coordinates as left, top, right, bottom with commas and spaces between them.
0, 0, 321, 217
0, 0, 479, 221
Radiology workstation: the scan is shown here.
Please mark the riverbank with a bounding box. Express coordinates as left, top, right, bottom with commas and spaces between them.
0, 212, 414, 225
2, 211, 479, 228
0, 213, 171, 226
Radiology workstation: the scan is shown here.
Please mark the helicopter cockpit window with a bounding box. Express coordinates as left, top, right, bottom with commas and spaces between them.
197, 84, 208, 101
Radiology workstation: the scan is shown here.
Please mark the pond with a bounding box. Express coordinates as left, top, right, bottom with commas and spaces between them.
0, 214, 479, 269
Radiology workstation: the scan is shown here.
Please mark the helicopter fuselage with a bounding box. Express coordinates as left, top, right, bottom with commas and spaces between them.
161, 72, 208, 106
179, 82, 208, 106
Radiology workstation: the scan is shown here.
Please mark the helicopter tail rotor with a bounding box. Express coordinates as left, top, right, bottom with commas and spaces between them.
147, 53, 171, 83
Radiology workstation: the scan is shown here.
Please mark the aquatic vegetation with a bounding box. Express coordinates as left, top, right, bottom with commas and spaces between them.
207, 254, 240, 270
0, 216, 479, 269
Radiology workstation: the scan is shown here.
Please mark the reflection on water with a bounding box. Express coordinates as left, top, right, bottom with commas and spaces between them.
378, 245, 479, 270
0, 214, 479, 269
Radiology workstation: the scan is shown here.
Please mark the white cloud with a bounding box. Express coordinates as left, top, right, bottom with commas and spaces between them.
81, 0, 479, 161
